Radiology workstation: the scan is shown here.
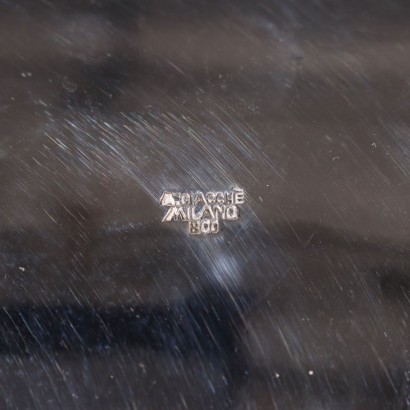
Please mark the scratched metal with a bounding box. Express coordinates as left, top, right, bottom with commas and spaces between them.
0, 0, 409, 409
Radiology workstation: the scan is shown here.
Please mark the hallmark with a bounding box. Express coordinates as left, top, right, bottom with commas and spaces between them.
160, 188, 245, 235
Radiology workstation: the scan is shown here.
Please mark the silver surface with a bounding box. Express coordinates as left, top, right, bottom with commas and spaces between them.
0, 0, 409, 408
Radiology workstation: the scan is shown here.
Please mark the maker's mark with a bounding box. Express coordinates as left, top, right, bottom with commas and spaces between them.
160, 188, 245, 235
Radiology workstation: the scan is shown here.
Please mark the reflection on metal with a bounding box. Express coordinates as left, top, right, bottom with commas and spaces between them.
160, 188, 245, 234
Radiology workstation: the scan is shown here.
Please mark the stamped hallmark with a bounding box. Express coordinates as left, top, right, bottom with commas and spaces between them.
160, 188, 245, 235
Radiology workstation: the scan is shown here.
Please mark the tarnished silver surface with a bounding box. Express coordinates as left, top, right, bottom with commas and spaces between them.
0, 0, 409, 409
